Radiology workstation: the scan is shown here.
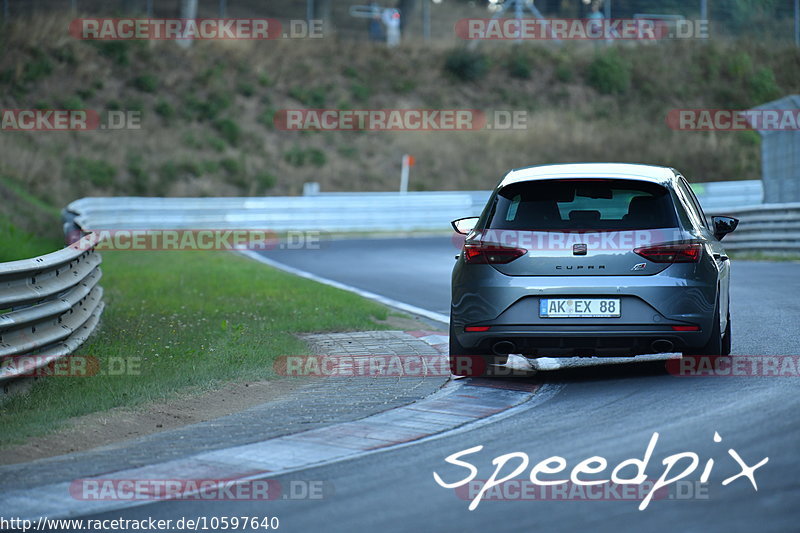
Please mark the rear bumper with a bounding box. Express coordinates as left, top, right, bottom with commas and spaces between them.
458, 326, 706, 356
451, 263, 718, 356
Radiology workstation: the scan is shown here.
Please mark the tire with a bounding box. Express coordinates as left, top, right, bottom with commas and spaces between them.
721, 311, 732, 356
685, 296, 730, 356
449, 318, 493, 377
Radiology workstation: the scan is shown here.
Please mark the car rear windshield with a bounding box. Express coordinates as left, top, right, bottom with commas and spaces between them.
487, 178, 678, 231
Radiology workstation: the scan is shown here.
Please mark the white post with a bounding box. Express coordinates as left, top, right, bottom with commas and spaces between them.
400, 154, 410, 194
176, 0, 197, 49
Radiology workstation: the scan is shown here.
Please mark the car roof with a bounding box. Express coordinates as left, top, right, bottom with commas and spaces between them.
499, 163, 678, 188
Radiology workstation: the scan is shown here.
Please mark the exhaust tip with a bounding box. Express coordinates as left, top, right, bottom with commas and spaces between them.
651, 339, 674, 353
491, 340, 516, 356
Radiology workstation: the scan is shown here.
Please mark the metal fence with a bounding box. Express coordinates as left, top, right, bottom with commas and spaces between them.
0, 234, 104, 383
754, 95, 800, 203
2, 0, 799, 45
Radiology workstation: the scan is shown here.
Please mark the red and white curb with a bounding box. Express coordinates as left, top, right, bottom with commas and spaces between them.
2, 335, 553, 521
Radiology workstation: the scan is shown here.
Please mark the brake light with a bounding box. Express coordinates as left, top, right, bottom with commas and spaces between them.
463, 242, 527, 264
672, 325, 700, 331
634, 243, 702, 263
465, 326, 491, 332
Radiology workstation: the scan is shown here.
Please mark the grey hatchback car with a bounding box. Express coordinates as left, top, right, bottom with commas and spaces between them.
450, 163, 739, 376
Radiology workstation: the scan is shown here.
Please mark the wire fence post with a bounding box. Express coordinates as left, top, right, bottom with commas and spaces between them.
219, 0, 227, 18
422, 0, 430, 41
795, 0, 799, 47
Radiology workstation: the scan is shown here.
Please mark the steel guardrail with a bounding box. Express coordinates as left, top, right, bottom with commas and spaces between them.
62, 180, 798, 254
0, 233, 104, 383
706, 202, 800, 253
62, 181, 764, 233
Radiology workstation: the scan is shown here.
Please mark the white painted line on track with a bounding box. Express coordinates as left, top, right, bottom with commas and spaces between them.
239, 250, 450, 325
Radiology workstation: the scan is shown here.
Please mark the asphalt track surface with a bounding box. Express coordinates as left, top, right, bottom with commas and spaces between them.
86, 237, 799, 532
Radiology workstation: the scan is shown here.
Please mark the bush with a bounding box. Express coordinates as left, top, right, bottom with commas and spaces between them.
749, 67, 780, 104
60, 96, 84, 110
154, 100, 175, 121
22, 50, 53, 84
255, 172, 277, 191
444, 48, 489, 82
65, 157, 116, 187
237, 82, 255, 97
126, 153, 148, 194
307, 148, 326, 167
258, 108, 276, 129
184, 91, 231, 122
213, 118, 241, 146
94, 41, 132, 66
257, 74, 272, 87
206, 136, 227, 153
288, 86, 327, 108
131, 74, 158, 93
220, 157, 243, 176
284, 146, 307, 167
350, 82, 371, 102
726, 52, 752, 78
507, 51, 532, 80
283, 147, 326, 167
587, 51, 631, 94
555, 62, 573, 83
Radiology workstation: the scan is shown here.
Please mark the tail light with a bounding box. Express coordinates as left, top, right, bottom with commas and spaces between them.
463, 242, 527, 264
634, 243, 702, 263
465, 326, 491, 332
672, 325, 700, 331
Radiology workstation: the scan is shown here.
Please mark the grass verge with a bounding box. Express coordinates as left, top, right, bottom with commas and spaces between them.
0, 249, 390, 447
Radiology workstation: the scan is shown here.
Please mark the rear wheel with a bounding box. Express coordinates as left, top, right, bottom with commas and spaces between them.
449, 318, 494, 376
684, 296, 731, 356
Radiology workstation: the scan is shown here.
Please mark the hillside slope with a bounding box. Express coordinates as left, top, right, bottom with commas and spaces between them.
1, 14, 798, 238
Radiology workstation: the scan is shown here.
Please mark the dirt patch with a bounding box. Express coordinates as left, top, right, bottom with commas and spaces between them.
1, 377, 305, 465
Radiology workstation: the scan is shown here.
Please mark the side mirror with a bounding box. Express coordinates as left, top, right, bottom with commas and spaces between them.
451, 216, 479, 235
712, 216, 739, 241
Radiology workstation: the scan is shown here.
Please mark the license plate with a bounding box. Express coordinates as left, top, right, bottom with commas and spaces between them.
539, 298, 620, 318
